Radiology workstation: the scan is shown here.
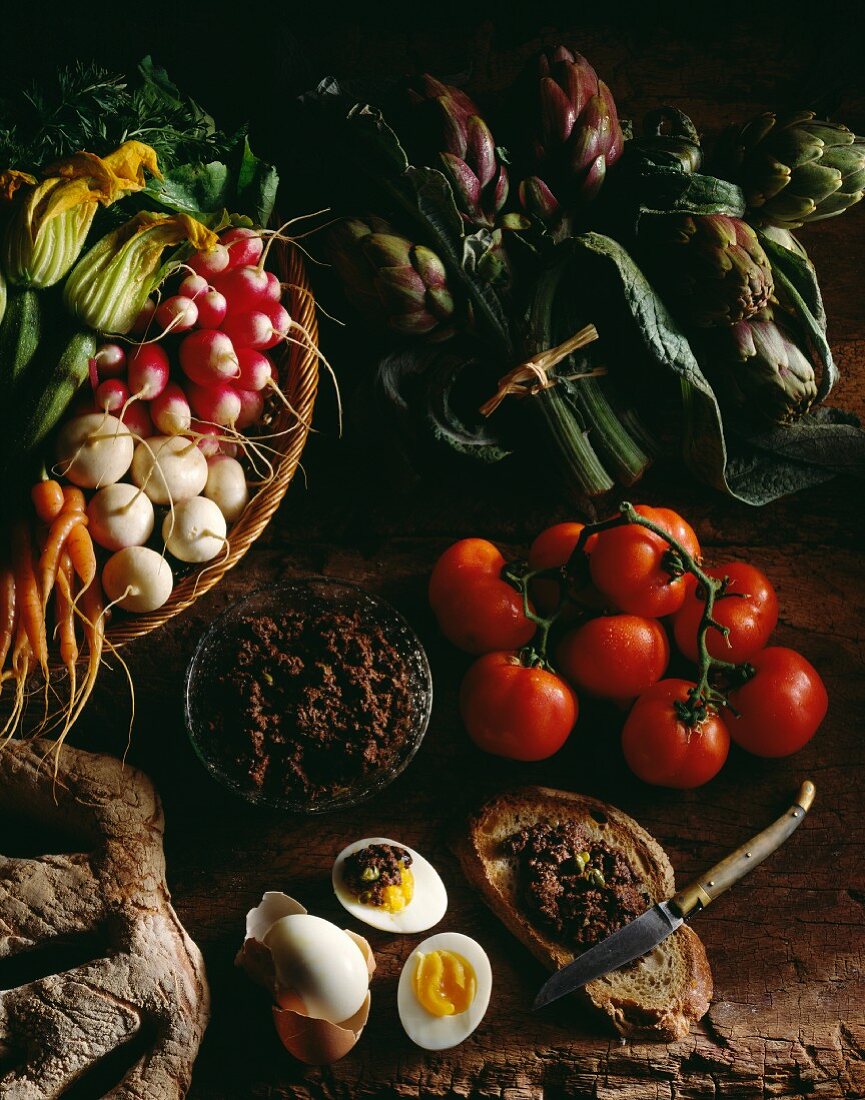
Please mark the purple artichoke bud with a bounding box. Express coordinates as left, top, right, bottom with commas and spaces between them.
517, 175, 561, 223
409, 74, 510, 229
715, 318, 818, 424
640, 213, 775, 328
527, 47, 624, 204
327, 216, 456, 339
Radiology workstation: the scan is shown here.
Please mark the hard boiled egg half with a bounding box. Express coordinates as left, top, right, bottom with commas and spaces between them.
398, 932, 492, 1050
332, 837, 448, 933
236, 891, 375, 1064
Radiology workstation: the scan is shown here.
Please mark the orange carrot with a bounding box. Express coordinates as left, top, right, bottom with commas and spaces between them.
31, 480, 65, 524
62, 486, 86, 514
54, 552, 78, 710
64, 522, 97, 589
11, 521, 47, 676
64, 571, 105, 736
0, 564, 15, 674
38, 512, 89, 605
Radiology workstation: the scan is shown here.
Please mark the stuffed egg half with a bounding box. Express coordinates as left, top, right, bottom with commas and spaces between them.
332, 837, 447, 933
398, 931, 492, 1050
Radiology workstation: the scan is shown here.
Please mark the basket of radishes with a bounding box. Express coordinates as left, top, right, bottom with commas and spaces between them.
0, 61, 320, 746
92, 231, 319, 645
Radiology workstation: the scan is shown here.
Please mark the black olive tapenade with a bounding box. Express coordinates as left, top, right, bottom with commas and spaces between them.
505, 821, 648, 952
343, 843, 413, 906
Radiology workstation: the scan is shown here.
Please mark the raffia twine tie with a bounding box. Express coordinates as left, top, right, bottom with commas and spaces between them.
479, 323, 605, 417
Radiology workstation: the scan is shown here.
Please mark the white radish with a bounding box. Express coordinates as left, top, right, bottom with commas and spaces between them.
204, 455, 249, 523
131, 435, 208, 505
87, 483, 155, 551
55, 413, 134, 488
151, 383, 192, 435
162, 496, 226, 562
103, 546, 173, 613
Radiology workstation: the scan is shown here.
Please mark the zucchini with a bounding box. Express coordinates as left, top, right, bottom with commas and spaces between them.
18, 330, 99, 457
0, 288, 42, 394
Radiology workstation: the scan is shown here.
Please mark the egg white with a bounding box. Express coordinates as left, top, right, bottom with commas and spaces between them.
397, 932, 492, 1051
332, 837, 448, 933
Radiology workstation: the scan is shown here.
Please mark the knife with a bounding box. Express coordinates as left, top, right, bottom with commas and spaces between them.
533, 779, 815, 1011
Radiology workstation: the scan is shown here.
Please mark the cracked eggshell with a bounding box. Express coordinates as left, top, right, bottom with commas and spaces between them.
235, 892, 307, 990
272, 934, 376, 1065
236, 891, 376, 1065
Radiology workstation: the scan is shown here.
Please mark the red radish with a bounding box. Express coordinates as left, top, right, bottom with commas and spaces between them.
151, 383, 192, 435
188, 244, 230, 277
220, 310, 273, 350
263, 271, 282, 302
179, 330, 239, 384
179, 273, 209, 299
94, 343, 126, 378
236, 348, 272, 391
71, 394, 100, 417
131, 299, 156, 336
232, 386, 265, 430
95, 378, 130, 414
187, 381, 242, 428
259, 303, 291, 350
191, 419, 237, 458
156, 295, 198, 333
195, 287, 228, 329
120, 401, 154, 439
191, 419, 223, 457
127, 344, 170, 400
216, 265, 270, 313
222, 227, 264, 269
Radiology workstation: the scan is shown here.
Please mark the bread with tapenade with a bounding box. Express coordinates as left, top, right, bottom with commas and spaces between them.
456, 785, 712, 1041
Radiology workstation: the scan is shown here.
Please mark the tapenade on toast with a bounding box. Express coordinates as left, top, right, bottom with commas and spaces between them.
456, 786, 712, 1040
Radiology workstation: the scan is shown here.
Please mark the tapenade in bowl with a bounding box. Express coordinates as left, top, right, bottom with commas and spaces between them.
185, 578, 433, 812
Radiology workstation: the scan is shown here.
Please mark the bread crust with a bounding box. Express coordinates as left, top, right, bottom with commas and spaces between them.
455, 786, 712, 1041
0, 740, 209, 1098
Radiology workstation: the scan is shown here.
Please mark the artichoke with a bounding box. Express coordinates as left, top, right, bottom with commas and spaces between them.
715, 110, 865, 229
520, 45, 624, 210
327, 217, 456, 339
408, 75, 508, 230
709, 317, 818, 425
640, 213, 774, 328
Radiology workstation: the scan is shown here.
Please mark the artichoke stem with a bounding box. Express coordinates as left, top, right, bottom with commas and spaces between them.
527, 261, 614, 496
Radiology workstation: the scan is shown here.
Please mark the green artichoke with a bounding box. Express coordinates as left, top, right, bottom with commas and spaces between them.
710, 317, 818, 425
519, 45, 624, 210
640, 213, 774, 328
327, 217, 456, 339
715, 110, 865, 229
408, 75, 508, 230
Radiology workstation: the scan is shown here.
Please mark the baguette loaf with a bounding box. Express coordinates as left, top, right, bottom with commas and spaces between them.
456, 785, 712, 1041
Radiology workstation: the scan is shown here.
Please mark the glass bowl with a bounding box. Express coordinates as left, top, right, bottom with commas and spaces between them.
184, 577, 433, 813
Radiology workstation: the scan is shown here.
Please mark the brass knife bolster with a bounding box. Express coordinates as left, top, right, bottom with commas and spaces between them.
670, 780, 816, 919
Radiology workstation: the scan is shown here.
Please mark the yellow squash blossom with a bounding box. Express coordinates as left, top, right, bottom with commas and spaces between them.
1, 141, 162, 289
64, 211, 218, 334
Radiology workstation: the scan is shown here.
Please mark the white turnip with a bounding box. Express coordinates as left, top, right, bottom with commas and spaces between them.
162, 496, 227, 562
87, 483, 155, 551
131, 435, 209, 505
55, 413, 134, 488
103, 546, 173, 613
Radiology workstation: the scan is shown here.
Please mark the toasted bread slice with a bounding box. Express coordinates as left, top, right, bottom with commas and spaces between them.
456, 786, 712, 1041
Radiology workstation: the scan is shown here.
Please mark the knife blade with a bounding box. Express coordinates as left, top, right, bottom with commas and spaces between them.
533, 779, 815, 1012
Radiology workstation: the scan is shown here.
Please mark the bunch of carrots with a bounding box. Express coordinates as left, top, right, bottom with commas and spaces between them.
1, 479, 105, 747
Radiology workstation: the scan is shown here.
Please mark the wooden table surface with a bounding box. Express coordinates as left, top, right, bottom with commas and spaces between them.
6, 16, 865, 1100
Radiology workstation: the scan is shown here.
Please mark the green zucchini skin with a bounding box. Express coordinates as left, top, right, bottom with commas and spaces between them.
0, 288, 43, 395
17, 330, 99, 456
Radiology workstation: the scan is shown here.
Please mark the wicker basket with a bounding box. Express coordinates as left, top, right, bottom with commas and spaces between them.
105, 242, 319, 647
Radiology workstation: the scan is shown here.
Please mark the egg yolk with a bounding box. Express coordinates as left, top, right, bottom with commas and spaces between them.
361, 865, 414, 912
413, 950, 476, 1017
